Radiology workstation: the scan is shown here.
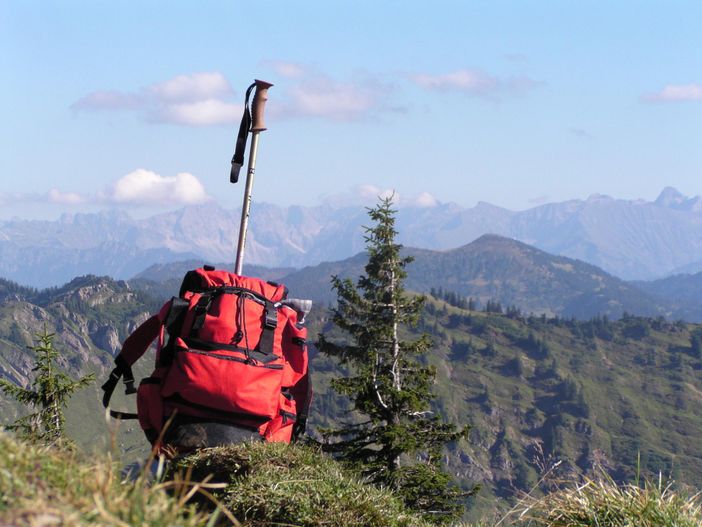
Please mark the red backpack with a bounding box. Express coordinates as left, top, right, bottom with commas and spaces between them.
101, 266, 312, 448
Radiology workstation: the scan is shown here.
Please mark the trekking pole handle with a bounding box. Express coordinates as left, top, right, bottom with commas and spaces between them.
234, 80, 273, 275
251, 80, 273, 132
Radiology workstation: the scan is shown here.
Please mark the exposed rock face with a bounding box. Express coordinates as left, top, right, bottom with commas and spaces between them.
90, 325, 121, 356
0, 276, 152, 386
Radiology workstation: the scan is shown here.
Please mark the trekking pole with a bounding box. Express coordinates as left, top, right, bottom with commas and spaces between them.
231, 79, 273, 275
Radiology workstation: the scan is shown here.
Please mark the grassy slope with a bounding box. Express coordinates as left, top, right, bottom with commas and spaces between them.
2, 431, 700, 527
0, 433, 430, 527
0, 432, 209, 527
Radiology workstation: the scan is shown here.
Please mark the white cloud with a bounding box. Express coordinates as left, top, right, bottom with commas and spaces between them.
75, 67, 407, 126
0, 170, 211, 210
320, 185, 396, 207
411, 70, 498, 93
260, 62, 402, 122
290, 77, 402, 121
357, 185, 397, 201
644, 83, 702, 102
72, 72, 239, 126
280, 77, 385, 121
109, 169, 210, 205
148, 72, 233, 102
321, 186, 440, 208
357, 184, 384, 198
410, 192, 439, 208
48, 189, 86, 205
71, 90, 141, 110
408, 69, 537, 99
151, 99, 242, 126
263, 60, 306, 79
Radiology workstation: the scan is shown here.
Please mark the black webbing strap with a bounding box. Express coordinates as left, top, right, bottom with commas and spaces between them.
188, 293, 214, 338
102, 297, 190, 419
188, 285, 275, 305
230, 82, 257, 183
257, 300, 278, 356
161, 297, 190, 366
187, 285, 278, 357
101, 355, 138, 420
221, 285, 271, 304
292, 378, 313, 441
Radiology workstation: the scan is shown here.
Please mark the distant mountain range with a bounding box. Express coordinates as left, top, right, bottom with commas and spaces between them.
2, 187, 702, 288
133, 235, 702, 322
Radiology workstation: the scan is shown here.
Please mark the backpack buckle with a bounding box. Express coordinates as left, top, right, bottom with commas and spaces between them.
263, 300, 278, 330
264, 308, 278, 330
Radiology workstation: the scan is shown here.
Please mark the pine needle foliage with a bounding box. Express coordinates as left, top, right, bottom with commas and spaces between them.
317, 196, 472, 524
0, 328, 94, 444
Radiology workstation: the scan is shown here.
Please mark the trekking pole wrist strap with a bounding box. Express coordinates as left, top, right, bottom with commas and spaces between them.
230, 82, 257, 183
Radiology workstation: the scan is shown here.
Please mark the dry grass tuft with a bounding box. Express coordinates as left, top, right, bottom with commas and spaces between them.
513, 471, 702, 527
0, 432, 230, 526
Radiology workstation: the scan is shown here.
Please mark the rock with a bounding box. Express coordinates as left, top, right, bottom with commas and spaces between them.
91, 325, 121, 355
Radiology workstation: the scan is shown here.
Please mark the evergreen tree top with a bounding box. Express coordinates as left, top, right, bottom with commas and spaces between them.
317, 196, 472, 524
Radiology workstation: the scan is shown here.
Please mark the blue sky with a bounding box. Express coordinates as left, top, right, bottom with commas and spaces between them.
1, 1, 701, 219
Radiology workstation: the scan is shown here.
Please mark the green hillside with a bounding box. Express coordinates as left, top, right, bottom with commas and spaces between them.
634, 272, 702, 321
0, 275, 159, 455
0, 274, 701, 520
305, 296, 702, 518
245, 235, 677, 320
129, 235, 700, 321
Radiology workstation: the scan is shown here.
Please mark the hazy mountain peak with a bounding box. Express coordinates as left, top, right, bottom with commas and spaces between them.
585, 193, 613, 202
465, 234, 544, 259
654, 187, 702, 213
471, 233, 515, 245
59, 208, 134, 225
655, 186, 685, 207
474, 201, 511, 212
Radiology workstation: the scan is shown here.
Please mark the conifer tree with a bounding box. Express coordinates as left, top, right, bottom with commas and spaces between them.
0, 328, 94, 444
317, 196, 472, 524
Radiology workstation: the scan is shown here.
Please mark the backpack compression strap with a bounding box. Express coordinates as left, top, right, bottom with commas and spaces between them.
292, 371, 313, 441
185, 286, 279, 358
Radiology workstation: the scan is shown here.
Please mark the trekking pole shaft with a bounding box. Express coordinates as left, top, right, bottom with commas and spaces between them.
234, 131, 261, 275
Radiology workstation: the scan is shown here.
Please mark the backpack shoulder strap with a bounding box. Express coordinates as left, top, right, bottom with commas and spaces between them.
101, 354, 138, 419
160, 296, 191, 366
101, 301, 173, 419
